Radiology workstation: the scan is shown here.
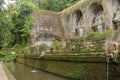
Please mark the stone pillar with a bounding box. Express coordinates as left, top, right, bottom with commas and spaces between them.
83, 4, 91, 34
83, 12, 89, 34
101, 0, 113, 29
69, 14, 75, 39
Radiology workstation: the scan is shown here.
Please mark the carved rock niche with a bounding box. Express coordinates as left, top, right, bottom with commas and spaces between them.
113, 0, 120, 30
91, 4, 105, 32
72, 10, 84, 36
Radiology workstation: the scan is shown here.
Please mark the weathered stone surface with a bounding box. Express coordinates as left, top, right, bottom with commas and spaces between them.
29, 0, 120, 47
30, 10, 63, 46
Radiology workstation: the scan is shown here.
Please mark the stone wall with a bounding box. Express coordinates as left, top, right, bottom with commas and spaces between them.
16, 54, 120, 80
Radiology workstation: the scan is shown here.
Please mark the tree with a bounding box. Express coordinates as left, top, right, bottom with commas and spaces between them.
0, 0, 14, 47
11, 1, 38, 47
38, 0, 79, 12
0, 0, 4, 10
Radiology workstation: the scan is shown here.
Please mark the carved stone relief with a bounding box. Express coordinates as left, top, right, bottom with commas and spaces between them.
114, 7, 120, 22
73, 10, 84, 36
92, 5, 104, 32
34, 35, 55, 47
113, 0, 120, 31
78, 28, 84, 37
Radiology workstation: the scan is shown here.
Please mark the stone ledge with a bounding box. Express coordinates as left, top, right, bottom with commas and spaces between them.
17, 52, 120, 63
0, 61, 16, 80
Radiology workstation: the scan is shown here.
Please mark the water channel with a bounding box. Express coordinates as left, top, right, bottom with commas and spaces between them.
6, 62, 69, 80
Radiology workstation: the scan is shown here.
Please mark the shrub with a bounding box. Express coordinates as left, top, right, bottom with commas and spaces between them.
39, 44, 48, 52
0, 51, 5, 57
86, 30, 114, 42
50, 40, 62, 53
71, 37, 84, 52
11, 44, 23, 53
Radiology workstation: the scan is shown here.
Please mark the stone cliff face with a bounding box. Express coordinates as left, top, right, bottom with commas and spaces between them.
29, 0, 120, 46
60, 0, 120, 41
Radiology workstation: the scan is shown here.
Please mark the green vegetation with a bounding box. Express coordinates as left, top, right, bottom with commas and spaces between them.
37, 0, 79, 12
50, 40, 63, 53
64, 30, 115, 53
38, 44, 48, 52
86, 29, 114, 42
11, 1, 37, 47
0, 49, 17, 62
23, 0, 79, 12
16, 54, 106, 80
0, 0, 38, 61
0, 0, 4, 9
0, 0, 37, 47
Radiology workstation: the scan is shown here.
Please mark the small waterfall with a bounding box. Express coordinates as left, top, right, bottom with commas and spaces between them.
31, 55, 40, 73
31, 57, 39, 72
31, 62, 38, 72
107, 57, 110, 80
31, 50, 45, 73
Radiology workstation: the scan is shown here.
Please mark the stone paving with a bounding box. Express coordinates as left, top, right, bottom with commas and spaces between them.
0, 61, 8, 80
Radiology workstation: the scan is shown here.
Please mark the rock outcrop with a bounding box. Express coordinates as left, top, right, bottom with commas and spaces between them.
29, 0, 120, 47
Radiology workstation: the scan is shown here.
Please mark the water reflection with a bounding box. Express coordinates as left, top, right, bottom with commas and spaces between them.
6, 62, 68, 80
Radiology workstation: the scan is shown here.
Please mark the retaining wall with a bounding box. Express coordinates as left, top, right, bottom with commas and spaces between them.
16, 54, 120, 80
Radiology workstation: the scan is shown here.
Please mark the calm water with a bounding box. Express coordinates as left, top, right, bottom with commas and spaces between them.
6, 62, 68, 80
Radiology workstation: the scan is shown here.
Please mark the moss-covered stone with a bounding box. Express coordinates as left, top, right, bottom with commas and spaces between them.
16, 54, 120, 80
84, 63, 106, 80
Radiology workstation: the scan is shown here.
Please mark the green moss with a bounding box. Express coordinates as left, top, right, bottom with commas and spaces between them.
16, 54, 120, 80
85, 63, 106, 80
37, 60, 85, 79
60, 0, 100, 16
16, 57, 25, 64
32, 10, 58, 20
16, 54, 107, 79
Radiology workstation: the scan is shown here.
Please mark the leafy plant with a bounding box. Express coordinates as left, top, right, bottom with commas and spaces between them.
50, 40, 62, 53
0, 10, 13, 47
71, 37, 85, 52
38, 0, 79, 12
85, 30, 114, 42
10, 1, 38, 47
0, 51, 5, 57
11, 44, 23, 53
39, 44, 48, 52
0, 49, 17, 62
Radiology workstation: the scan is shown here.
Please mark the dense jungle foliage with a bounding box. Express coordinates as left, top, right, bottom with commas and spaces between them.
22, 0, 80, 12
